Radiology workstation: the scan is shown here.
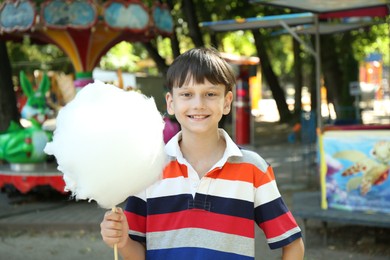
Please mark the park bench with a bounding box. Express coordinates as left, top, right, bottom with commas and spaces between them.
292, 191, 390, 245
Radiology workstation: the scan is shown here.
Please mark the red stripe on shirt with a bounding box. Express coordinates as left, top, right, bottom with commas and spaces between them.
147, 210, 254, 238
125, 211, 146, 234
259, 211, 298, 239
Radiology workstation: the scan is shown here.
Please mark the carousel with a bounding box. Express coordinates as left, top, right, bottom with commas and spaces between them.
0, 0, 173, 194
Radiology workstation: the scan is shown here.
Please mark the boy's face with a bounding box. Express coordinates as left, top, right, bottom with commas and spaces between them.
166, 78, 233, 135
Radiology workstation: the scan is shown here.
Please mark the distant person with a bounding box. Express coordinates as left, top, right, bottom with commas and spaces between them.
100, 47, 305, 259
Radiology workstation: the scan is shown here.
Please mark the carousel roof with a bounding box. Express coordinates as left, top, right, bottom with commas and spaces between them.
0, 0, 174, 72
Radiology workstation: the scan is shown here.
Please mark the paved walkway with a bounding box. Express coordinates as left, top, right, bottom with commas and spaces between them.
0, 194, 106, 231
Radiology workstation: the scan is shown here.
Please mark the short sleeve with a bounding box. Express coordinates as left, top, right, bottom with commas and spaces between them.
124, 193, 147, 243
254, 165, 302, 249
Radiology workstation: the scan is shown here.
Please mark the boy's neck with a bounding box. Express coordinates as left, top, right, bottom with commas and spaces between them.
179, 129, 226, 178
180, 129, 221, 151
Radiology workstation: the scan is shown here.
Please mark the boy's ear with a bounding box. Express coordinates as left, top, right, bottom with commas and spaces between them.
165, 92, 175, 115
223, 91, 233, 115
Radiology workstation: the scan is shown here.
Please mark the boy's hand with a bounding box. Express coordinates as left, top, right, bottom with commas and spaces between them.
100, 208, 129, 249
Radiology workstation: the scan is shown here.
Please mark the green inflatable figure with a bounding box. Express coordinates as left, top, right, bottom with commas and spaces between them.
0, 71, 53, 164
0, 121, 52, 163
19, 70, 52, 123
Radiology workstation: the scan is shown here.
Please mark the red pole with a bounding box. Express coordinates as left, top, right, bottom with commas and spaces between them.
235, 66, 251, 145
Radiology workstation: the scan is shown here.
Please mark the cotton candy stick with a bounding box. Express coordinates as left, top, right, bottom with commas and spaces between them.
44, 81, 167, 259
112, 207, 118, 260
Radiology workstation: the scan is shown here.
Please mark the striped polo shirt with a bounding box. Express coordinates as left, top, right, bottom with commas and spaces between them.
124, 129, 302, 259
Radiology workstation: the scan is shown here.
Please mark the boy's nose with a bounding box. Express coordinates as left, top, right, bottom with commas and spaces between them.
193, 95, 206, 109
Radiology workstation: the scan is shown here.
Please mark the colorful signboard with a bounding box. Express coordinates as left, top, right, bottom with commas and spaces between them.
321, 128, 390, 213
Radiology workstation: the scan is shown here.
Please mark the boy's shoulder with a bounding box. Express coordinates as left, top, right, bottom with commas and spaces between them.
229, 147, 269, 172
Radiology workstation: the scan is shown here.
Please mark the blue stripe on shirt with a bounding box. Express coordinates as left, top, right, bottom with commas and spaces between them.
148, 194, 193, 214
255, 197, 289, 223
147, 247, 253, 260
195, 193, 254, 219
129, 234, 145, 243
125, 196, 146, 216
268, 231, 302, 249
145, 193, 254, 219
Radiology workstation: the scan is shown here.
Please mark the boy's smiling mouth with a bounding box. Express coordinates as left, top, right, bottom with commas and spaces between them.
189, 115, 209, 119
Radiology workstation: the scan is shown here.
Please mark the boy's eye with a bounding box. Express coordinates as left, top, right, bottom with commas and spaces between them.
180, 92, 191, 97
206, 92, 217, 97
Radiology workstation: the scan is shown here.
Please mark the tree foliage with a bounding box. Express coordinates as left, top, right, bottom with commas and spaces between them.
2, 0, 389, 127
6, 38, 72, 74
352, 22, 389, 64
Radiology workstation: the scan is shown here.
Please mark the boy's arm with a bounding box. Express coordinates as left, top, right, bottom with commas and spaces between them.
118, 237, 146, 260
282, 238, 304, 260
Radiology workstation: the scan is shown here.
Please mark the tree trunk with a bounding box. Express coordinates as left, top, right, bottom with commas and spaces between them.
170, 30, 181, 59
0, 41, 19, 132
182, 0, 204, 47
308, 36, 318, 113
252, 30, 291, 122
293, 38, 303, 119
166, 0, 181, 59
142, 41, 169, 76
320, 35, 342, 113
210, 32, 219, 49
339, 33, 357, 115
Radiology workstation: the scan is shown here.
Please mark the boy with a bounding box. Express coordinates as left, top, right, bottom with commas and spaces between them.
100, 47, 304, 259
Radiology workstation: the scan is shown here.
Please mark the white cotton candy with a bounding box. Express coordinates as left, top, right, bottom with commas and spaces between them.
44, 81, 166, 209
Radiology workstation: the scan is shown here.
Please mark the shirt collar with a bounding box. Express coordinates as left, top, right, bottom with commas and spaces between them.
164, 129, 243, 167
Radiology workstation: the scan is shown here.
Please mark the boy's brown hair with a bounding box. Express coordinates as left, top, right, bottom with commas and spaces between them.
166, 47, 236, 94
